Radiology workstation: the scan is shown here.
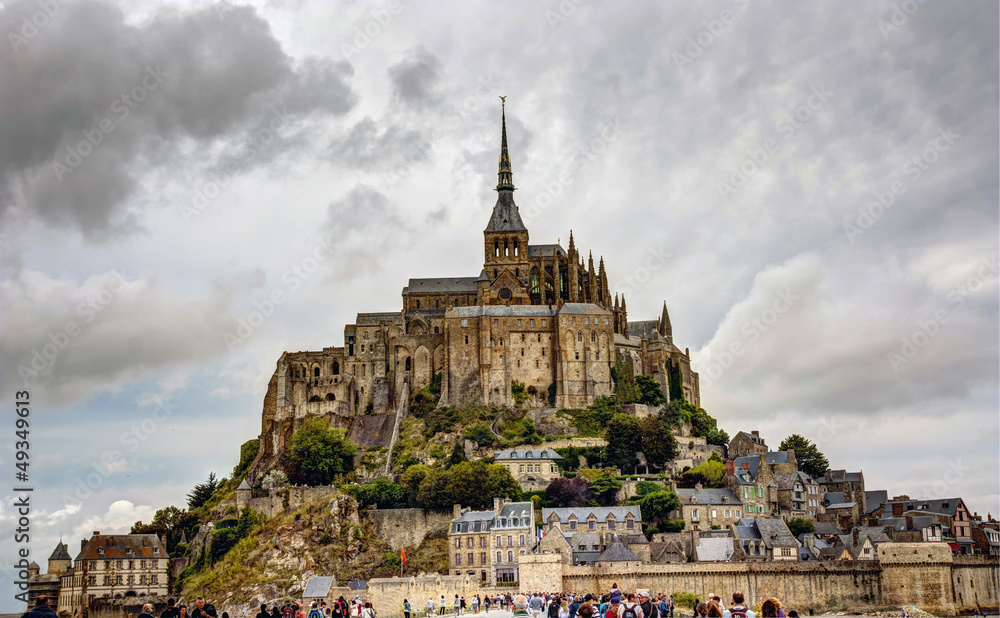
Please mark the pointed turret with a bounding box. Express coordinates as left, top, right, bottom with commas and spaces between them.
659, 301, 673, 343
497, 99, 515, 192
568, 231, 576, 257
621, 296, 628, 334
587, 251, 597, 303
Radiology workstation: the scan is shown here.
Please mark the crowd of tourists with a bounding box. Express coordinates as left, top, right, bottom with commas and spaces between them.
411, 585, 795, 618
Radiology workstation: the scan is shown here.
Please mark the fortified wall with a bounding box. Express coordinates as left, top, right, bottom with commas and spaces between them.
368, 545, 999, 617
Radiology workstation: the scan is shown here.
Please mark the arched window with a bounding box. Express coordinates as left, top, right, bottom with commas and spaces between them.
577, 331, 583, 342
494, 240, 500, 257
332, 362, 339, 375
405, 357, 411, 371
309, 395, 321, 402
530, 269, 540, 294
513, 239, 519, 256
504, 239, 509, 257
313, 367, 320, 377
325, 393, 335, 401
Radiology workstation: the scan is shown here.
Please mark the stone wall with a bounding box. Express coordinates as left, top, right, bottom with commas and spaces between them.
246, 485, 344, 518
366, 574, 492, 617
364, 508, 454, 552
950, 554, 999, 613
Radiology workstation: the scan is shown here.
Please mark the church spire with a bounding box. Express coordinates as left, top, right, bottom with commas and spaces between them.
660, 301, 673, 342
497, 97, 514, 191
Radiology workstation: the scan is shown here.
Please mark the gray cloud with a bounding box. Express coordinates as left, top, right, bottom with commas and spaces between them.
388, 46, 443, 107
0, 0, 356, 239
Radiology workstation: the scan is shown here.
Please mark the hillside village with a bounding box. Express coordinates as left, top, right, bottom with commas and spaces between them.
23, 108, 1000, 617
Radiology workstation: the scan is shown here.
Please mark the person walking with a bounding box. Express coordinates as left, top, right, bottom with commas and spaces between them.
403, 599, 412, 618
427, 598, 435, 618
721, 592, 754, 618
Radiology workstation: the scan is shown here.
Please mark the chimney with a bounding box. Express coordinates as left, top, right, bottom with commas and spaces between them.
453, 504, 462, 519
905, 516, 914, 531
892, 502, 904, 518
93, 531, 100, 536
81, 540, 87, 552
494, 497, 503, 514
725, 461, 735, 476
695, 482, 703, 491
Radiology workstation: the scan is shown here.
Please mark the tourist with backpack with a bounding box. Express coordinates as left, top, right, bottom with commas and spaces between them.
403, 599, 412, 618
721, 592, 754, 618
619, 594, 643, 618
309, 603, 324, 618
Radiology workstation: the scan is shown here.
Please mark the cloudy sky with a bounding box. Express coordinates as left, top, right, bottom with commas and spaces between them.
0, 0, 998, 605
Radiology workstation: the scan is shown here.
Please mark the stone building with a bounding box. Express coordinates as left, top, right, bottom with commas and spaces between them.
773, 471, 824, 520
816, 470, 866, 514
247, 105, 701, 480
728, 431, 768, 458
884, 496, 975, 552
670, 486, 743, 532
732, 518, 799, 561
494, 448, 562, 490
543, 506, 642, 535
447, 499, 534, 585
57, 532, 168, 617
724, 451, 798, 517
25, 542, 73, 610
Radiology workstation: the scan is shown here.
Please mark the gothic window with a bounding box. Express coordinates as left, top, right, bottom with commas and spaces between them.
495, 240, 500, 257
578, 331, 583, 342
314, 367, 320, 377
591, 331, 597, 342
504, 239, 509, 257
530, 269, 540, 294
513, 240, 519, 255
332, 362, 339, 375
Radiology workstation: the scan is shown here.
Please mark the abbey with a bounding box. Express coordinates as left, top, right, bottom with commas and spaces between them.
248, 105, 699, 480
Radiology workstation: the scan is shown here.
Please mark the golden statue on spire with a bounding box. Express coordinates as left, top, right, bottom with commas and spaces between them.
499, 95, 506, 106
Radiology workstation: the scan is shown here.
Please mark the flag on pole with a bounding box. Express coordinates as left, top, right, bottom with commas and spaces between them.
400, 547, 408, 563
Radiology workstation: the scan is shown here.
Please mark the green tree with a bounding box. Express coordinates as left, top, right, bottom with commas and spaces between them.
705, 428, 730, 447
604, 413, 642, 473
448, 441, 469, 468
354, 477, 405, 508
637, 490, 681, 530
416, 468, 453, 509
639, 417, 678, 469
680, 459, 726, 488
659, 399, 693, 429
283, 419, 356, 486
611, 353, 639, 403
232, 439, 260, 481
689, 407, 717, 438
209, 528, 238, 563
666, 360, 684, 403
462, 424, 496, 448
635, 375, 666, 407
786, 517, 816, 537
588, 472, 622, 506
779, 434, 831, 478
187, 472, 219, 509
635, 480, 663, 497
400, 464, 432, 504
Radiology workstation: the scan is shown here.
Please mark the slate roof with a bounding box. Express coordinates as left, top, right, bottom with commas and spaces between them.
76, 534, 164, 561
597, 535, 640, 562
821, 470, 863, 483
773, 472, 811, 491
734, 518, 799, 548
558, 303, 612, 316
824, 492, 846, 506
495, 449, 563, 460
695, 537, 735, 562
543, 506, 642, 525
614, 333, 641, 347
627, 321, 659, 339
49, 542, 72, 561
825, 502, 858, 510
675, 488, 741, 505
891, 497, 964, 517
732, 431, 767, 447
355, 312, 403, 325
451, 305, 556, 318
303, 576, 335, 599
813, 522, 843, 536
485, 191, 527, 232
237, 479, 251, 490
879, 517, 907, 532
731, 456, 761, 484
865, 490, 888, 515
497, 501, 533, 521
403, 277, 479, 294
527, 244, 567, 257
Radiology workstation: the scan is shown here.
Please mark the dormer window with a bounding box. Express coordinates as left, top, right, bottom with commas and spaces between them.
126, 548, 132, 555
98, 549, 104, 557
527, 452, 533, 458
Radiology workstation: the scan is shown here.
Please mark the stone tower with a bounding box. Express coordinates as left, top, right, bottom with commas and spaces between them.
482, 101, 530, 290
